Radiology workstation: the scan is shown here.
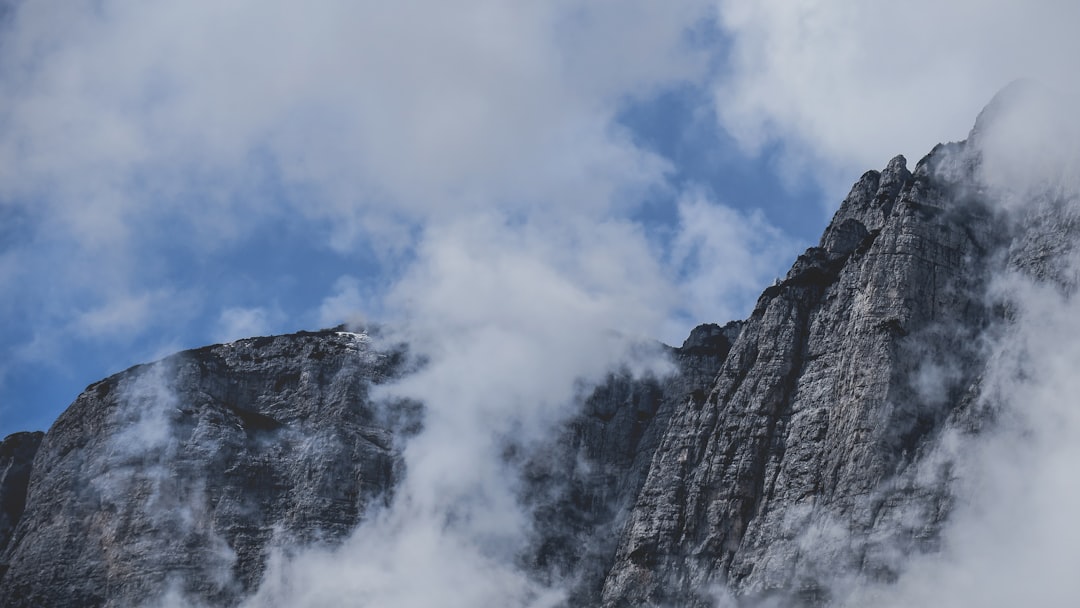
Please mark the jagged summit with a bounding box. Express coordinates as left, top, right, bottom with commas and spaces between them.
680, 321, 743, 354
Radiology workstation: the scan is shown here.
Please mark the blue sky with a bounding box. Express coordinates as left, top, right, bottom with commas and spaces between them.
1, 1, 1076, 438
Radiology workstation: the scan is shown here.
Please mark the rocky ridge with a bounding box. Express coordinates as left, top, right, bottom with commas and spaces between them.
601, 145, 1001, 606
0, 98, 1068, 606
0, 332, 412, 606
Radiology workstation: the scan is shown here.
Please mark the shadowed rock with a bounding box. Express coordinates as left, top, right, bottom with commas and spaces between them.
0, 331, 412, 607
0, 432, 43, 561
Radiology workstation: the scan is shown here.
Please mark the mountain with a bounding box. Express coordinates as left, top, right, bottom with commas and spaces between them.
602, 152, 994, 607
0, 90, 1072, 606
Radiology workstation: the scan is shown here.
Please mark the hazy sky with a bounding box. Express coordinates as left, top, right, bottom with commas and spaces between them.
2, 0, 1076, 437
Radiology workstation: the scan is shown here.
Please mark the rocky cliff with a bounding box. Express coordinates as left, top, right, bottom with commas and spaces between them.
0, 332, 413, 606
0, 95, 1069, 606
601, 147, 1000, 606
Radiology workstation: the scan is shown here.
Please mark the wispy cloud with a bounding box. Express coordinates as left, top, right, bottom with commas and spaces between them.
5, 2, 1080, 606
0, 0, 713, 246
0, 1, 738, 432
665, 190, 798, 342
858, 83, 1080, 608
214, 305, 285, 342
242, 211, 677, 606
712, 1, 1080, 197
315, 276, 369, 330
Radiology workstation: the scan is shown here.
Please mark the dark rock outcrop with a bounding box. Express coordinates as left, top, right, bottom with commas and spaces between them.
0, 432, 43, 561
600, 145, 1007, 606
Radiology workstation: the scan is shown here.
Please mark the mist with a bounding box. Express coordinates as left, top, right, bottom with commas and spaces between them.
853, 83, 1080, 608
4, 2, 1080, 607
744, 83, 1080, 608
235, 214, 678, 606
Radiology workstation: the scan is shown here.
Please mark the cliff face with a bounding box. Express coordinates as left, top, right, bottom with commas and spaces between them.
601, 144, 1002, 606
0, 332, 412, 606
0, 432, 42, 563
523, 321, 743, 605
0, 101, 1067, 606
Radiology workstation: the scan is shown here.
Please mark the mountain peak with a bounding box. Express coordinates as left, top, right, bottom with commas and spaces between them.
0, 96, 1073, 606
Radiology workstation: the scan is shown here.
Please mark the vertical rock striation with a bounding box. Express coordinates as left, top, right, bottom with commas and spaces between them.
601, 144, 1004, 606
0, 94, 1070, 607
0, 331, 413, 607
523, 321, 742, 604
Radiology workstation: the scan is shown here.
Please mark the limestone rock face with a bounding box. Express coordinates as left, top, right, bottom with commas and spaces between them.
0, 331, 412, 607
0, 100, 1070, 607
600, 145, 1004, 607
0, 325, 738, 608
523, 321, 743, 604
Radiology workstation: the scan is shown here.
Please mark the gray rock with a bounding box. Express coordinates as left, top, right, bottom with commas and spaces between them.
1, 96, 1073, 607
522, 321, 742, 604
0, 330, 413, 607
600, 142, 1004, 607
0, 432, 43, 560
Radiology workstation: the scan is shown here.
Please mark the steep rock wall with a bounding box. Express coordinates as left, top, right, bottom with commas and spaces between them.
2, 100, 1069, 607
0, 331, 410, 607
601, 146, 1003, 606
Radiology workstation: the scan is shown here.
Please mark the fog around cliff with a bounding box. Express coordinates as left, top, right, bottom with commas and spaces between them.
6, 0, 1078, 435
862, 83, 1080, 608
119, 84, 1080, 608
742, 83, 1080, 608
4, 2, 1080, 607
238, 232, 678, 607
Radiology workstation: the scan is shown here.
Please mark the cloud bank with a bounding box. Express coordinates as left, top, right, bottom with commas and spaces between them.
240, 214, 677, 606
861, 83, 1080, 608
6, 2, 1080, 606
0, 0, 756, 431
713, 0, 1080, 194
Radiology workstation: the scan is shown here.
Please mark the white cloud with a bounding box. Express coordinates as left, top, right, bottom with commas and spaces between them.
70, 289, 179, 339
712, 0, 1080, 198
820, 86, 1080, 608
0, 3, 799, 594
243, 211, 678, 606
10, 3, 1080, 605
12, 287, 197, 366
315, 276, 368, 330
385, 214, 675, 340
865, 273, 1080, 608
0, 0, 725, 382
665, 191, 797, 341
0, 0, 714, 246
102, 362, 239, 605
214, 305, 285, 343
972, 81, 1080, 208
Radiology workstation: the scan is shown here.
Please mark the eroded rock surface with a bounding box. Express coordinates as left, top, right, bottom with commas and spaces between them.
601, 145, 1004, 607
0, 331, 412, 607
2, 97, 1073, 607
524, 321, 743, 604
